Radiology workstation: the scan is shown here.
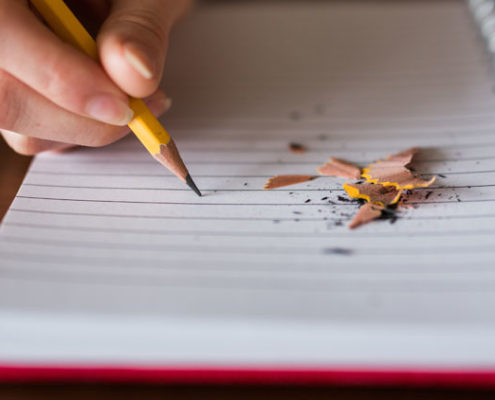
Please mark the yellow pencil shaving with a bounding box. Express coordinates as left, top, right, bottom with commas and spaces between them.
343, 182, 402, 206
361, 169, 436, 190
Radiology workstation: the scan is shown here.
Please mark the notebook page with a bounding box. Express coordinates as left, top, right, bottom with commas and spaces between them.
1, 0, 495, 367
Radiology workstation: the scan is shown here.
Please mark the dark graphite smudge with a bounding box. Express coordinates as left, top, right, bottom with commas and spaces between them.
322, 247, 354, 256
289, 142, 306, 153
380, 207, 399, 225
305, 199, 311, 203
289, 110, 302, 121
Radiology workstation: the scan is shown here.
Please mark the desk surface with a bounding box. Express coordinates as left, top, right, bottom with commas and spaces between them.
0, 139, 31, 221
1, 138, 494, 399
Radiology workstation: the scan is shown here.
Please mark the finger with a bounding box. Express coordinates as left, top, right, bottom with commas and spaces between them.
0, 1, 132, 126
97, 0, 192, 98
3, 84, 172, 155
0, 69, 171, 149
1, 130, 73, 156
0, 69, 126, 146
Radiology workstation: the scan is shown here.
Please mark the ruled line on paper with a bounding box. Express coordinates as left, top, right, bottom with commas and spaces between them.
73, 126, 495, 141
30, 155, 495, 164
9, 209, 495, 222
29, 154, 495, 165
23, 170, 495, 177
162, 113, 495, 123
4, 222, 495, 239
3, 227, 495, 258
13, 195, 495, 206
2, 251, 495, 274
3, 235, 495, 255
19, 183, 495, 191
37, 142, 495, 153
3, 266, 495, 294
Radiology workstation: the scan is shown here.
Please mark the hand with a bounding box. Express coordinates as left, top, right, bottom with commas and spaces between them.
0, 0, 192, 155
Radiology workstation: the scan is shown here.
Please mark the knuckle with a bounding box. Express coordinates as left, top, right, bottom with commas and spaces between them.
85, 136, 108, 147
4, 134, 44, 156
83, 130, 119, 148
0, 70, 21, 131
16, 138, 43, 155
111, 9, 168, 44
39, 54, 72, 96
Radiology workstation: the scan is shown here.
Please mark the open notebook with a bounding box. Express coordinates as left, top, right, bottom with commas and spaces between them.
2, 0, 495, 386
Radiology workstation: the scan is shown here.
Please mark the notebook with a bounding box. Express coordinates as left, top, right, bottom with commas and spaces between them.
1, 0, 495, 386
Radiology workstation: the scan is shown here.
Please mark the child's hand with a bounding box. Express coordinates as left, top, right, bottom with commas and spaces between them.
0, 0, 192, 155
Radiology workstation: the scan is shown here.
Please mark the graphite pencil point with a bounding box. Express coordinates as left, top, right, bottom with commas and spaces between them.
185, 174, 202, 196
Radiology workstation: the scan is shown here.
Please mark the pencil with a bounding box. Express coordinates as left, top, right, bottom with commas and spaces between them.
30, 0, 202, 196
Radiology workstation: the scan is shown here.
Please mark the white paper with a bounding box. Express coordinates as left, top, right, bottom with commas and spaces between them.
1, 0, 495, 368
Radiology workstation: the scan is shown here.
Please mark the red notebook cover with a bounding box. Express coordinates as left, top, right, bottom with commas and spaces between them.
2, 364, 495, 388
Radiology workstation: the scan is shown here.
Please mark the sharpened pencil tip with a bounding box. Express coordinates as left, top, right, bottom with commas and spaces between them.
185, 174, 202, 196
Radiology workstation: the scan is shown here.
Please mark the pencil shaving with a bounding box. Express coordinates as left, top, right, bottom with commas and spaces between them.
317, 157, 361, 179
361, 148, 435, 190
385, 147, 419, 165
343, 183, 402, 206
362, 167, 436, 190
264, 175, 317, 190
348, 203, 384, 229
289, 142, 307, 153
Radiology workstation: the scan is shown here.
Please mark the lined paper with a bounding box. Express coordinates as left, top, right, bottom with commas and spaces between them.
1, 1, 495, 367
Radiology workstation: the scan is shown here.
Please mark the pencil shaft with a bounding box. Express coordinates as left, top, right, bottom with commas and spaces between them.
30, 0, 201, 195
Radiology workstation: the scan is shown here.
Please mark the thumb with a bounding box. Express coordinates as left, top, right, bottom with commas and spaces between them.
97, 0, 191, 98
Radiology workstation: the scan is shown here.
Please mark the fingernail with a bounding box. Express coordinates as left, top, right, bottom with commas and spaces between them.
145, 91, 172, 116
163, 97, 173, 112
85, 94, 134, 126
123, 42, 154, 79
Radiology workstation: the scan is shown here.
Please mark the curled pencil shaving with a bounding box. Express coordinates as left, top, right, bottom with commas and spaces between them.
289, 142, 307, 153
385, 147, 419, 165
348, 203, 384, 229
264, 175, 317, 190
361, 147, 435, 190
362, 168, 436, 190
343, 183, 402, 206
317, 157, 361, 179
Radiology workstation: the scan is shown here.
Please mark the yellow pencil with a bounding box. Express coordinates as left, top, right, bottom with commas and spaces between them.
30, 0, 202, 196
